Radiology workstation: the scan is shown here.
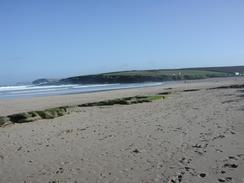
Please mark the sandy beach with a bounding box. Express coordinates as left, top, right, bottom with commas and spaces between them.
0, 77, 244, 183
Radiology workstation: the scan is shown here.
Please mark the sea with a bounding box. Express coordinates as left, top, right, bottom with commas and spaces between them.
0, 82, 164, 100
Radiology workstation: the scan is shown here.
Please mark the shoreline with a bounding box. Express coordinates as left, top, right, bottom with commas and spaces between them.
0, 77, 243, 116
2, 80, 244, 127
0, 82, 165, 100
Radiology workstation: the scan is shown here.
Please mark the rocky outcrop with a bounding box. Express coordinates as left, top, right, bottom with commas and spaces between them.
32, 78, 59, 85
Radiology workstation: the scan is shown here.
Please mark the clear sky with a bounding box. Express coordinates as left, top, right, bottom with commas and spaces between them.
0, 0, 243, 84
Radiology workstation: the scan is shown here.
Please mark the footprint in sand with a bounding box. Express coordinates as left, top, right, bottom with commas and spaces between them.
223, 163, 238, 168
218, 177, 233, 182
199, 173, 206, 178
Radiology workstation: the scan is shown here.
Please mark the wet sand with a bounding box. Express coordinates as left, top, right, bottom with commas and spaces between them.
0, 77, 244, 182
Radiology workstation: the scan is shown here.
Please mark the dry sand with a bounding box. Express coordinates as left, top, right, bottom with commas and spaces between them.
0, 77, 244, 183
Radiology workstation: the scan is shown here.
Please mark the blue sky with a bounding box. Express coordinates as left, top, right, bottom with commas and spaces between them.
0, 0, 243, 84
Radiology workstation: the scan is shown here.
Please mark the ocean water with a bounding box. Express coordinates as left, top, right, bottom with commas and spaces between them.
0, 82, 164, 100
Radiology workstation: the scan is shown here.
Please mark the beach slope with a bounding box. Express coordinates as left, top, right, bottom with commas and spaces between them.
0, 77, 243, 182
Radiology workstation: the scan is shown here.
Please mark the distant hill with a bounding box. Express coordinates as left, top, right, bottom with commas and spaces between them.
32, 78, 59, 85
187, 66, 244, 73
34, 65, 244, 85
58, 66, 244, 84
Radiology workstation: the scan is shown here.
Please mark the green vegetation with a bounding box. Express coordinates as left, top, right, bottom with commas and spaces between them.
79, 95, 165, 107
6, 107, 74, 124
209, 84, 244, 90
0, 106, 78, 125
101, 69, 229, 81
0, 95, 165, 126
182, 89, 201, 92
34, 66, 244, 85
103, 69, 227, 77
34, 107, 68, 119
158, 91, 172, 95
4, 82, 243, 126
187, 66, 244, 74
0, 117, 10, 126
60, 69, 230, 84
147, 95, 165, 100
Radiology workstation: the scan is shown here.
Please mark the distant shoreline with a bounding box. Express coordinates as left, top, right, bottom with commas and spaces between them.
0, 77, 243, 116
0, 82, 166, 100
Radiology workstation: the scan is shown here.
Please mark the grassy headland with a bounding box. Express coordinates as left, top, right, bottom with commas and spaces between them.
33, 66, 244, 85
59, 69, 228, 84
58, 66, 244, 84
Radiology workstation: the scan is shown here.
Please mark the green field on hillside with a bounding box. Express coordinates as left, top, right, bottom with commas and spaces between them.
37, 66, 243, 85
102, 69, 228, 77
